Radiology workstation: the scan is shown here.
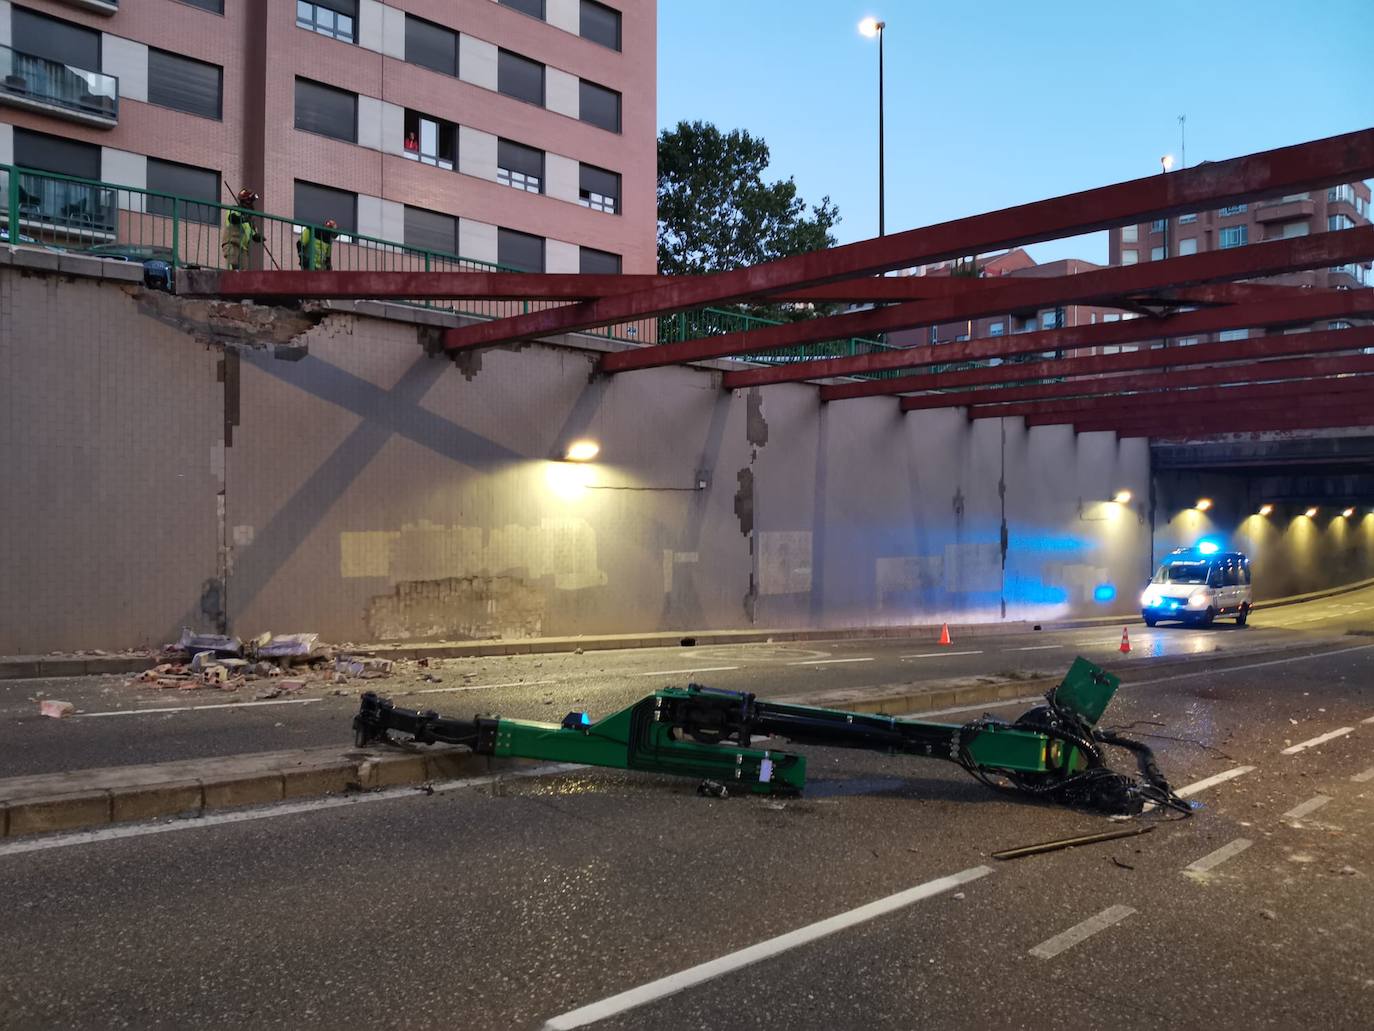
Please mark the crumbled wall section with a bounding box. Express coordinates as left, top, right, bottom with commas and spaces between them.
365, 576, 546, 641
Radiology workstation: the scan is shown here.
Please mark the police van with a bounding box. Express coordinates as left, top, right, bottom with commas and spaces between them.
1140, 546, 1252, 627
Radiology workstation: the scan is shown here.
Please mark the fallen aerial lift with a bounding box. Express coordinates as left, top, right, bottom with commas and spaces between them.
353, 657, 1188, 815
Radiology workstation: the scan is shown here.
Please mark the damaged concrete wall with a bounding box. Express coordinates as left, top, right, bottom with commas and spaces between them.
2, 261, 1169, 650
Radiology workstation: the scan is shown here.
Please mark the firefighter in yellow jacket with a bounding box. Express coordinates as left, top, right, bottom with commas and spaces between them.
297, 219, 338, 270
221, 188, 262, 271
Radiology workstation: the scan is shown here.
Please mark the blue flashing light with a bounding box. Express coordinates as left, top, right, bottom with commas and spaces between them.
1093, 583, 1117, 603
1196, 540, 1220, 555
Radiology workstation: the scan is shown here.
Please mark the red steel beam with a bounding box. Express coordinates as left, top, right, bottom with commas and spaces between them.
598, 227, 1374, 373
1065, 407, 1374, 439
951, 367, 1374, 421
442, 129, 1374, 351
895, 341, 1374, 413
820, 318, 1373, 402
1019, 385, 1374, 429
725, 274, 1374, 390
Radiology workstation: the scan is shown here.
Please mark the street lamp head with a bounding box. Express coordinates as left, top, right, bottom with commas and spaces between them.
1160, 154, 1176, 172
858, 16, 885, 37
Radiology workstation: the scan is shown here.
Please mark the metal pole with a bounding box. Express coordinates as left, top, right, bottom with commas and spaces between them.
878, 25, 885, 237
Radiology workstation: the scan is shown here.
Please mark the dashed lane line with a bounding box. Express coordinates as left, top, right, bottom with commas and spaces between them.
1281, 727, 1355, 755
787, 657, 875, 666
632, 666, 741, 677
1028, 905, 1136, 960
410, 679, 556, 696
1012, 644, 1063, 652
1143, 765, 1255, 812
76, 698, 324, 718
901, 650, 984, 659
1183, 838, 1253, 875
1352, 767, 1374, 783
1363, 715, 1374, 725
540, 865, 993, 1030
0, 763, 585, 858
1282, 795, 1333, 821
1128, 643, 1374, 689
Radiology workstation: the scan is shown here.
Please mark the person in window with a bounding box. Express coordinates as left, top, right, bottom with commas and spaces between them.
298, 219, 337, 270
221, 189, 262, 271
404, 131, 420, 155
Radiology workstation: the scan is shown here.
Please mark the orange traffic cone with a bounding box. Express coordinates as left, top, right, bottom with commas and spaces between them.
939, 623, 952, 646
1119, 627, 1131, 654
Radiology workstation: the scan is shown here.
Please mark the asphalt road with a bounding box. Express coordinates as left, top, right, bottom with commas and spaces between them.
4, 585, 1374, 778
2, 634, 1372, 1029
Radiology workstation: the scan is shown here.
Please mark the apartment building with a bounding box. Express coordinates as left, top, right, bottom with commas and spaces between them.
0, 0, 655, 274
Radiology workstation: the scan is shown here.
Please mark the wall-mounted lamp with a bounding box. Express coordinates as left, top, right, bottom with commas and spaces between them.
564, 440, 600, 462
1258, 503, 1274, 517
1305, 506, 1319, 518
1113, 489, 1133, 504
1195, 498, 1213, 511
1343, 507, 1355, 518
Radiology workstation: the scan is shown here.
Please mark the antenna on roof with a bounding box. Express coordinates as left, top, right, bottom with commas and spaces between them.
1178, 114, 1187, 169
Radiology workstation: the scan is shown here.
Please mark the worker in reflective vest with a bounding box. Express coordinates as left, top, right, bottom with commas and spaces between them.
297, 219, 337, 270
221, 189, 261, 271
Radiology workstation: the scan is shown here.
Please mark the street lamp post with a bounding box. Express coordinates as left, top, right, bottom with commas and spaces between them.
859, 17, 886, 236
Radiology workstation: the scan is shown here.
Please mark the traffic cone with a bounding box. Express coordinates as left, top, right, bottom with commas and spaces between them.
939, 623, 952, 646
1119, 627, 1131, 654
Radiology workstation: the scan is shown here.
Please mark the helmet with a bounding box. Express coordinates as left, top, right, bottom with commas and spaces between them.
324, 219, 338, 229
237, 188, 259, 204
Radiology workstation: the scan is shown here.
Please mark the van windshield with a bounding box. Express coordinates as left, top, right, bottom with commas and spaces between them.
1153, 561, 1209, 585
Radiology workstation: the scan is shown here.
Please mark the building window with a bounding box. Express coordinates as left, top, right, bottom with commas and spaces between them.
1176, 337, 1199, 347
1218, 329, 1248, 342
1150, 245, 1165, 261
148, 48, 223, 120
498, 49, 545, 105
1178, 238, 1197, 256
498, 227, 545, 272
580, 1, 621, 50
580, 246, 621, 275
1120, 225, 1138, 243
988, 322, 1005, 336
402, 110, 457, 170
1150, 219, 1166, 233
295, 78, 357, 143
297, 1, 357, 43
1218, 225, 1248, 249
179, 0, 225, 12
579, 79, 621, 132
499, 0, 545, 17
11, 128, 110, 230
147, 157, 219, 224
1121, 249, 1138, 265
1280, 221, 1309, 239
12, 8, 101, 70
1329, 214, 1355, 232
1040, 309, 1060, 330
578, 164, 620, 214
1327, 185, 1356, 206
1178, 213, 1197, 224
403, 205, 458, 256
405, 14, 458, 77
497, 139, 544, 193
1103, 313, 1120, 323
294, 179, 357, 235
1218, 203, 1247, 216
1329, 321, 1354, 330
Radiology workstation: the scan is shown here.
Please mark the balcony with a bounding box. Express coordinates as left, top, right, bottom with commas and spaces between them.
60, 0, 119, 13
6, 169, 118, 240
0, 45, 119, 127
1255, 197, 1315, 223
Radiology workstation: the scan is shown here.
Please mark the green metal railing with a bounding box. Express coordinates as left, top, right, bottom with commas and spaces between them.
0, 162, 1026, 379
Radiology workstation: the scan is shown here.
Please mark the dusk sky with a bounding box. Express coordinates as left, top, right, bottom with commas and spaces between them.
658, 0, 1374, 265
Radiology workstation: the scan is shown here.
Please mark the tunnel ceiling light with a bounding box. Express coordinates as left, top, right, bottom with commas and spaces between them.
1195, 498, 1213, 511
1113, 489, 1133, 504
564, 440, 601, 463
1258, 503, 1274, 517
1343, 507, 1355, 518
1306, 506, 1319, 518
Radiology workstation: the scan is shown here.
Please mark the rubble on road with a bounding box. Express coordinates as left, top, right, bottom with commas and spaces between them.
39, 699, 75, 719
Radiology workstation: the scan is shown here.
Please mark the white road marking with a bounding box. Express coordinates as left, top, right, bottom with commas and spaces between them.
787, 657, 875, 666
633, 666, 740, 677
1281, 727, 1355, 755
0, 763, 584, 858
1129, 643, 1374, 689
1145, 764, 1256, 812
1012, 644, 1063, 652
1184, 838, 1253, 874
1362, 715, 1374, 725
411, 678, 556, 695
901, 650, 984, 659
1028, 905, 1136, 960
1352, 767, 1374, 783
1282, 795, 1333, 821
910, 696, 1043, 719
540, 865, 992, 1030
76, 698, 324, 718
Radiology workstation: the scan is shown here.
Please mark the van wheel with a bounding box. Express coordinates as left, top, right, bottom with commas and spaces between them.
1199, 608, 1215, 628
1236, 605, 1248, 627
1143, 615, 1157, 627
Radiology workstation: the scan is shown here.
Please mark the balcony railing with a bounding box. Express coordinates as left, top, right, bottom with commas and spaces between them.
61, 0, 120, 13
0, 44, 119, 125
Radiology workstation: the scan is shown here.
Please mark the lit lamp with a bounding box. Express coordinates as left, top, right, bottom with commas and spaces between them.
1160, 154, 1175, 173
1258, 503, 1274, 517
564, 440, 600, 462
1113, 489, 1133, 504
1305, 506, 1319, 518
1195, 498, 1213, 511
1343, 507, 1355, 518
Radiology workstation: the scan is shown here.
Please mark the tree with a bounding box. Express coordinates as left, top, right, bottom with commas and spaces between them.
657, 120, 840, 290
